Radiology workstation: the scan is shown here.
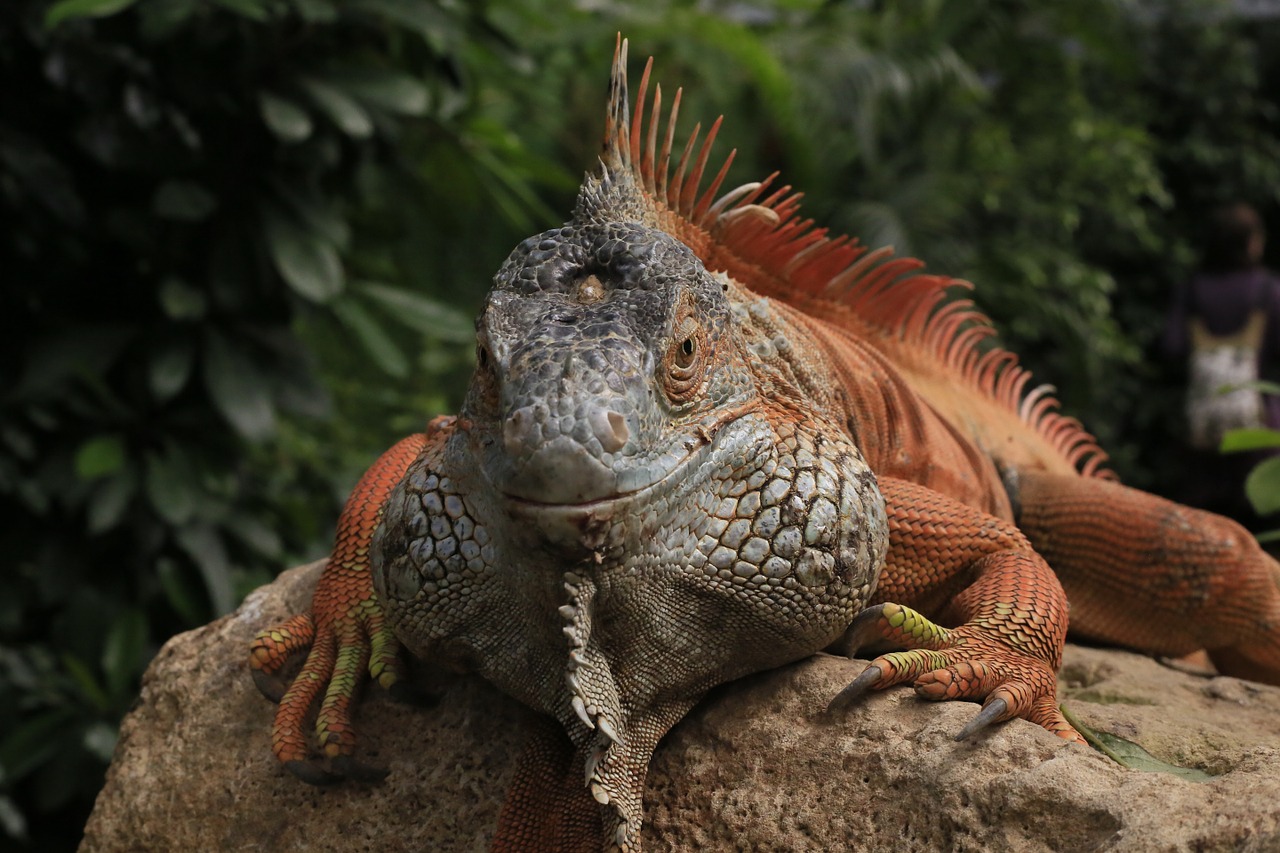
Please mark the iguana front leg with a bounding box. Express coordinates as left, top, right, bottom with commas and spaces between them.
831, 475, 1084, 743
249, 429, 436, 782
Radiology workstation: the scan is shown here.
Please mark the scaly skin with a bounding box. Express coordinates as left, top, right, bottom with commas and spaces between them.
250, 39, 1280, 851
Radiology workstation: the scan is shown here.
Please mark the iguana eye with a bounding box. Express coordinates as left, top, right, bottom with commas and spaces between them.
677, 336, 697, 367
664, 314, 704, 403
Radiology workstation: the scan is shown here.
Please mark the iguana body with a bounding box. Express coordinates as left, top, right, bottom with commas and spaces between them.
250, 41, 1280, 851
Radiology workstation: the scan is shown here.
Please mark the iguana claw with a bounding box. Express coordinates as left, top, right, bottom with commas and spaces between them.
283, 759, 344, 786
825, 663, 883, 712
955, 697, 1009, 741
250, 667, 291, 703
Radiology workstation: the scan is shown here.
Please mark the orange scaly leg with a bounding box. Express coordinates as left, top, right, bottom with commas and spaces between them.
1014, 470, 1280, 684
249, 429, 434, 783
830, 476, 1083, 744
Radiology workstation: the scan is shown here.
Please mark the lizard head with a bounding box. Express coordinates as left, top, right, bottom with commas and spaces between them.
462, 218, 754, 533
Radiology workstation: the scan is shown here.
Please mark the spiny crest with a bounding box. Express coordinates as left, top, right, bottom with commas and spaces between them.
591, 36, 1112, 479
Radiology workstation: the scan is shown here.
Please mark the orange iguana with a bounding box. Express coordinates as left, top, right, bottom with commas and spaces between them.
249, 39, 1280, 851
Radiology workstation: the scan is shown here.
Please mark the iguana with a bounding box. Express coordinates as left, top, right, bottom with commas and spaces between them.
249, 39, 1280, 851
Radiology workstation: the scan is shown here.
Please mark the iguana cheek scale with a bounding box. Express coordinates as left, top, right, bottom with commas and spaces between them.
249, 37, 1280, 851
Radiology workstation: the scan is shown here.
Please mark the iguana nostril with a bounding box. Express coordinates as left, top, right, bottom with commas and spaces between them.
504, 405, 542, 456
592, 408, 630, 453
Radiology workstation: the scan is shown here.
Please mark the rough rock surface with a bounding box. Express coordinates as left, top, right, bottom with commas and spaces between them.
83, 561, 1280, 852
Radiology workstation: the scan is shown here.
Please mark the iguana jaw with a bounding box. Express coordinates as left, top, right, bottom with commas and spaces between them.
499, 414, 736, 552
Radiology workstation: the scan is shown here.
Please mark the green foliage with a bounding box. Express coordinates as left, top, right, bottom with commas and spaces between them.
0, 0, 547, 846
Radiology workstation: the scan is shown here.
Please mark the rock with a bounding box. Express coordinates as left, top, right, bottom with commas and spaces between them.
82, 561, 1280, 852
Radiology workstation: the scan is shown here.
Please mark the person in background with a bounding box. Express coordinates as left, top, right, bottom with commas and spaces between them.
1163, 201, 1280, 527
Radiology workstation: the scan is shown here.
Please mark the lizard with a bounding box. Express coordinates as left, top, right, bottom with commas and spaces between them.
248, 38, 1280, 851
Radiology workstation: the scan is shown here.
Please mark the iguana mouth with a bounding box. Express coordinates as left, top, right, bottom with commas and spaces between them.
504, 434, 710, 513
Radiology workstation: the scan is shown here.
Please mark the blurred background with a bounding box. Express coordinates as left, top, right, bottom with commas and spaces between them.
4, 0, 1280, 848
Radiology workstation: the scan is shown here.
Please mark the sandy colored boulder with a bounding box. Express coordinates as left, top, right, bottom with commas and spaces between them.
82, 561, 1280, 852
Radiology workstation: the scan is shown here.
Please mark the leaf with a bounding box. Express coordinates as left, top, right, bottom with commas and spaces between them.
174, 523, 235, 615
1245, 455, 1280, 516
87, 469, 137, 535
61, 655, 110, 713
203, 331, 277, 441
268, 183, 350, 250
359, 282, 473, 342
45, 0, 137, 27
157, 557, 204, 625
263, 207, 344, 303
144, 448, 197, 526
152, 180, 217, 221
346, 0, 458, 46
224, 513, 282, 558
1060, 705, 1213, 781
74, 436, 125, 479
0, 794, 26, 841
101, 608, 148, 699
301, 78, 373, 138
149, 338, 195, 401
81, 722, 119, 764
1220, 428, 1280, 453
332, 298, 409, 377
258, 93, 313, 143
211, 0, 270, 20
0, 709, 77, 783
323, 69, 429, 115
158, 277, 207, 320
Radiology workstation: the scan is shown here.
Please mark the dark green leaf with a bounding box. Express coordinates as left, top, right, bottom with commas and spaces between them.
291, 0, 338, 22
346, 0, 457, 46
225, 514, 282, 558
61, 655, 110, 713
202, 331, 277, 440
13, 327, 132, 399
45, 0, 137, 27
1246, 456, 1280, 517
157, 557, 205, 625
1061, 705, 1213, 781
0, 794, 26, 841
269, 183, 350, 250
174, 523, 235, 615
301, 78, 373, 138
143, 447, 197, 526
359, 282, 473, 342
1221, 428, 1280, 453
324, 69, 429, 115
74, 436, 125, 480
81, 722, 118, 764
263, 208, 344, 303
101, 609, 148, 699
211, 0, 270, 21
0, 709, 77, 783
149, 338, 195, 401
332, 298, 409, 377
158, 277, 207, 320
87, 469, 137, 535
152, 180, 217, 221
258, 93, 313, 143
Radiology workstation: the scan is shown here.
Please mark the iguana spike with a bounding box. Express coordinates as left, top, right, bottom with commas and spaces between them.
594, 43, 1113, 478
604, 35, 630, 172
